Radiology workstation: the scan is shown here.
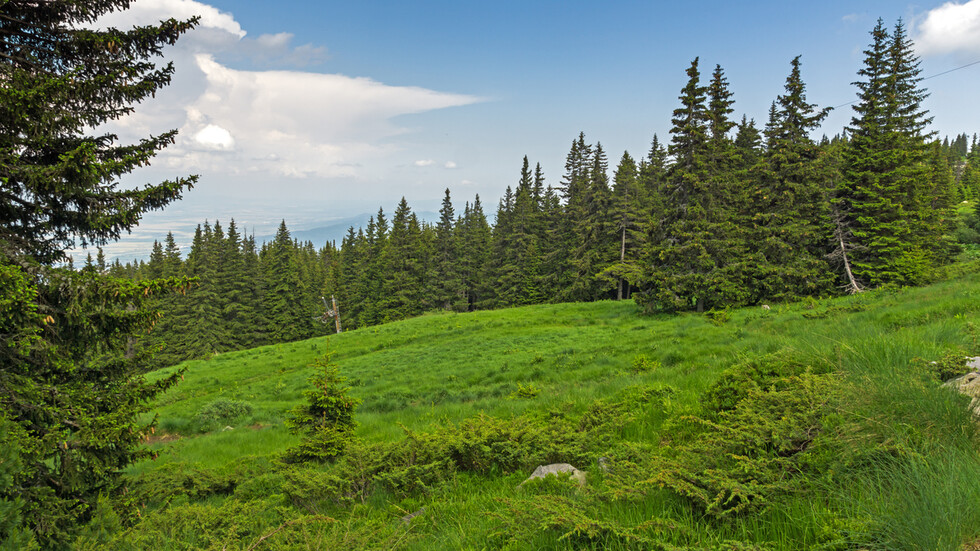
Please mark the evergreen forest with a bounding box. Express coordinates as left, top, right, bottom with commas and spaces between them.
5, 3, 980, 550
96, 24, 980, 368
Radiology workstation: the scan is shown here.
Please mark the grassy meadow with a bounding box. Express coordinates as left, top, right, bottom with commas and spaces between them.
93, 267, 980, 550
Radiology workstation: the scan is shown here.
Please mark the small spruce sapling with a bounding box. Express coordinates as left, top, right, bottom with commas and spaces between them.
284, 347, 361, 462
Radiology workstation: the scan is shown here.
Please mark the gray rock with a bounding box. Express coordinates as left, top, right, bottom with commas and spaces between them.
943, 367, 980, 417
521, 463, 587, 487
968, 356, 980, 371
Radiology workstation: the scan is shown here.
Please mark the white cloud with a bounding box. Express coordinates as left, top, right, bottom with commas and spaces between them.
444, 161, 457, 169
915, 0, 980, 56
193, 124, 235, 150
95, 0, 244, 38
91, 1, 482, 188
414, 159, 435, 167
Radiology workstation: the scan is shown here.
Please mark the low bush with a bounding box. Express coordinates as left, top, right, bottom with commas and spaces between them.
196, 399, 253, 426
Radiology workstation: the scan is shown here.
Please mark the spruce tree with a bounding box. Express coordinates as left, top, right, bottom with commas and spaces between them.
601, 151, 645, 299
457, 196, 492, 310
432, 189, 463, 310
837, 19, 950, 287
639, 59, 746, 312
263, 221, 308, 342
0, 1, 196, 544
339, 227, 367, 328
383, 198, 425, 320
749, 56, 834, 300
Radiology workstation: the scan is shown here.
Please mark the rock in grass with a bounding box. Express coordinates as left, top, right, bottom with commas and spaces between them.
943, 363, 980, 416
520, 463, 587, 487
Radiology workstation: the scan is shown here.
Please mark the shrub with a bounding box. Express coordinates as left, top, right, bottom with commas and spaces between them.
916, 351, 973, 383
649, 371, 839, 518
510, 383, 540, 399
706, 308, 732, 325
629, 354, 660, 374
701, 352, 817, 414
196, 399, 253, 426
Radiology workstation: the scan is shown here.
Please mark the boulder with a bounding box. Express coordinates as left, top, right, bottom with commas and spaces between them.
943, 363, 980, 417
520, 463, 587, 487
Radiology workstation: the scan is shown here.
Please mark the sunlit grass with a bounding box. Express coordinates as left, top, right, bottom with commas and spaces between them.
126, 269, 980, 549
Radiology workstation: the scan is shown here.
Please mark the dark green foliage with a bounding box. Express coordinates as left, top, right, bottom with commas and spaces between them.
837, 19, 955, 287
264, 221, 312, 342
650, 370, 838, 518
382, 198, 427, 320
0, 417, 36, 549
639, 60, 750, 312
284, 351, 361, 462
0, 2, 197, 537
748, 56, 835, 301
432, 189, 464, 310
196, 399, 253, 426
0, 1, 197, 264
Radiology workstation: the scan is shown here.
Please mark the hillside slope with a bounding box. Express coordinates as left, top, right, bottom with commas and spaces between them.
103, 271, 980, 550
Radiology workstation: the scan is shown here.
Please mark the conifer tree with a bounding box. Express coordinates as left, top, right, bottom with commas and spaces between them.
457, 196, 492, 310
432, 189, 463, 310
837, 19, 951, 286
491, 185, 517, 306
218, 220, 251, 348
639, 59, 746, 312
549, 133, 594, 301
182, 222, 224, 356
339, 227, 367, 328
241, 233, 270, 344
749, 56, 834, 300
383, 198, 425, 320
734, 116, 763, 170
0, 1, 196, 543
507, 158, 544, 305
264, 221, 308, 342
601, 151, 645, 299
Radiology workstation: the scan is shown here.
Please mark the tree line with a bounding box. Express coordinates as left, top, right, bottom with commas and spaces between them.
93, 19, 978, 369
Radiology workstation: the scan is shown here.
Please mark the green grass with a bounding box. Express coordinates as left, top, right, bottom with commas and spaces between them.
111, 270, 980, 550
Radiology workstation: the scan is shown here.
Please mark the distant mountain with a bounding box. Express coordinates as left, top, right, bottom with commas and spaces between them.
257, 211, 439, 247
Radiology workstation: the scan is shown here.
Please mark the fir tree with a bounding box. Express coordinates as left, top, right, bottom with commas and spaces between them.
749, 56, 834, 300
837, 19, 951, 287
0, 1, 196, 543
264, 221, 308, 342
432, 189, 463, 310
639, 59, 747, 312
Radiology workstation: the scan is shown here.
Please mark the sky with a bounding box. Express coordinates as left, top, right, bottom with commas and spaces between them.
84, 0, 980, 262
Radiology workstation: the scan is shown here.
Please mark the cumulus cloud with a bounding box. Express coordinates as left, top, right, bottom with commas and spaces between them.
915, 0, 980, 56
95, 0, 244, 38
91, 0, 482, 187
414, 159, 435, 167
444, 161, 457, 169
193, 124, 235, 151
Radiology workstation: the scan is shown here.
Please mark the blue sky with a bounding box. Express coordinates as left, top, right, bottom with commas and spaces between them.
88, 0, 980, 261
